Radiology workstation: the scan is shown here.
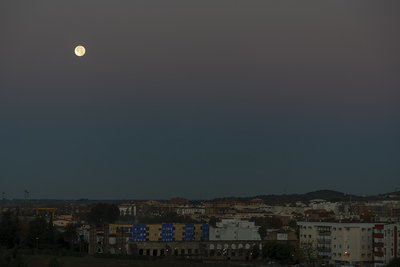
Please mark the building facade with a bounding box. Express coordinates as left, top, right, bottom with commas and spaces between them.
109, 223, 209, 242
298, 221, 375, 266
374, 223, 400, 267
210, 219, 260, 241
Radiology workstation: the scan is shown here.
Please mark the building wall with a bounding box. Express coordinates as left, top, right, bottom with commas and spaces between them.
148, 224, 161, 241
161, 223, 174, 241
128, 240, 273, 260
132, 224, 147, 241
210, 219, 260, 241
374, 223, 400, 267
110, 223, 209, 242
330, 224, 373, 263
298, 221, 375, 266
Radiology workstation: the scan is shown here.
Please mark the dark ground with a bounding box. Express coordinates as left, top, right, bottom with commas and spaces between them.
24, 255, 270, 267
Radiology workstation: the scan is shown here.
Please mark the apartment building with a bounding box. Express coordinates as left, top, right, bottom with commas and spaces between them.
374, 223, 400, 267
298, 221, 375, 266
109, 223, 209, 242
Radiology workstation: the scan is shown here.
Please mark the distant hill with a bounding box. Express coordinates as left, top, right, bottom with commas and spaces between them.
206, 189, 398, 205
254, 189, 360, 204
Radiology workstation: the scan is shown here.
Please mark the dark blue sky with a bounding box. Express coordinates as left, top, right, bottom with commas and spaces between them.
1, 1, 399, 199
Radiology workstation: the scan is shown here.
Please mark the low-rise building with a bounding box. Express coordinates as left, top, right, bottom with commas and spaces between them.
118, 204, 136, 216
176, 206, 205, 215
267, 229, 297, 242
209, 219, 260, 241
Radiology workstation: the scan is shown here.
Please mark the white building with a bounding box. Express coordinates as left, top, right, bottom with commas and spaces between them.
176, 206, 205, 215
118, 204, 136, 216
209, 219, 260, 241
309, 199, 339, 213
374, 223, 400, 267
298, 221, 375, 266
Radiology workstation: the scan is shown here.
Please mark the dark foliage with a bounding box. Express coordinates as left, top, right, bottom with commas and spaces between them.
262, 242, 293, 262
208, 216, 218, 227
0, 211, 20, 249
387, 258, 400, 267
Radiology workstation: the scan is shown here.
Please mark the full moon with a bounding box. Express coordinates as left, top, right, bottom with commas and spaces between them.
74, 45, 86, 57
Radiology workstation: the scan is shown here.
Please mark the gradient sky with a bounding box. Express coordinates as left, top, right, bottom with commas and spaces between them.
0, 1, 399, 199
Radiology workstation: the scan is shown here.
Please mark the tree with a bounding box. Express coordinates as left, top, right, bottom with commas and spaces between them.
251, 245, 260, 259
262, 243, 276, 259
63, 224, 77, 251
288, 219, 297, 229
275, 244, 291, 261
387, 258, 400, 267
27, 217, 54, 249
0, 248, 28, 267
48, 257, 62, 267
262, 242, 293, 263
208, 216, 218, 227
0, 211, 20, 248
270, 217, 283, 229
298, 240, 318, 264
88, 203, 120, 224
258, 225, 267, 240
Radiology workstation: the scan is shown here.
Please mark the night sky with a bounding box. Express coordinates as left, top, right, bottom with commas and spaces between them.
1, 1, 399, 199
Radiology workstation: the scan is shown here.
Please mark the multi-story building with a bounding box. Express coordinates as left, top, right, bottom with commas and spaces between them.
298, 221, 375, 266
109, 223, 209, 242
374, 223, 400, 267
209, 219, 260, 241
